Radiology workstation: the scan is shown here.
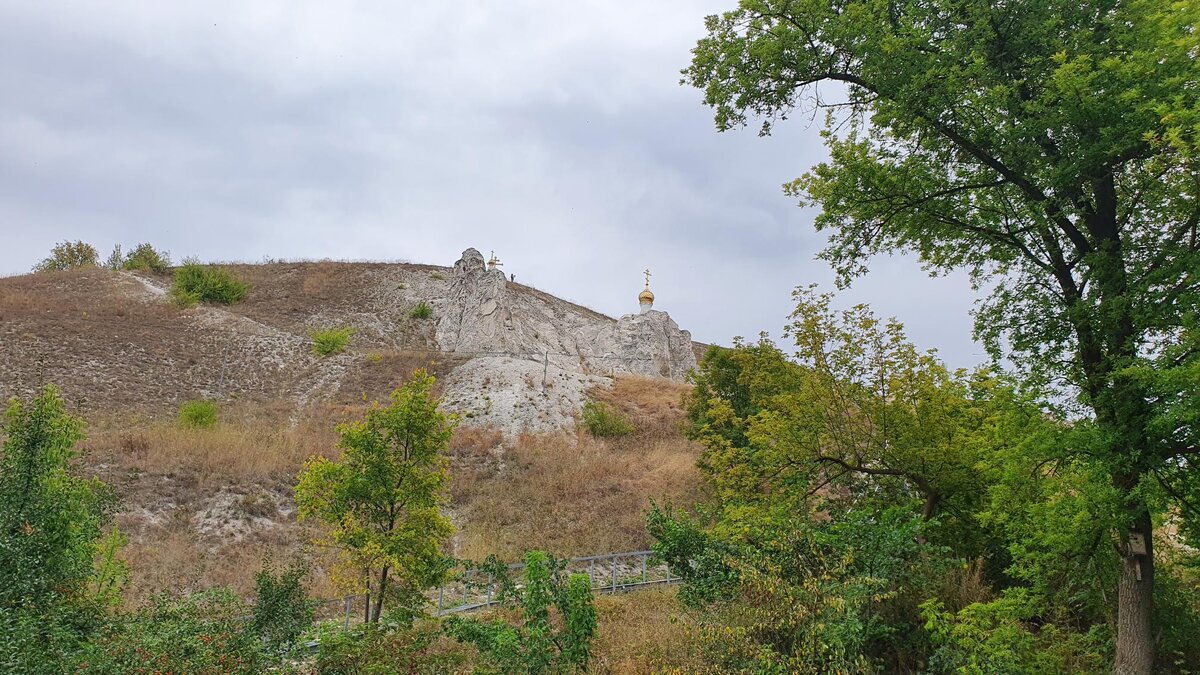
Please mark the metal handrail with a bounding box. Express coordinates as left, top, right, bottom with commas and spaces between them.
319, 549, 678, 628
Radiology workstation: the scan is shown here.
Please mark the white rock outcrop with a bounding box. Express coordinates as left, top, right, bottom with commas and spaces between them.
433, 248, 697, 433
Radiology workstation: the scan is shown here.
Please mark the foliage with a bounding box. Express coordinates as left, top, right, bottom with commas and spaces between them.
0, 386, 119, 673
580, 400, 634, 437
922, 591, 1110, 675
34, 239, 99, 272
311, 326, 355, 356
0, 386, 115, 609
311, 620, 474, 674
104, 244, 123, 271
252, 557, 315, 654
410, 301, 433, 319
170, 260, 248, 306
178, 398, 219, 428
444, 550, 598, 674
81, 589, 265, 674
649, 501, 939, 673
686, 301, 1050, 558
685, 1, 1200, 669
0, 605, 92, 674
120, 242, 171, 274
671, 302, 1132, 671
296, 370, 456, 623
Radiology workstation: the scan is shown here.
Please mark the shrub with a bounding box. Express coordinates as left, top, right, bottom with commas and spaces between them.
33, 240, 99, 272
121, 243, 171, 274
311, 326, 355, 356
252, 558, 315, 654
179, 399, 219, 428
82, 589, 265, 674
444, 551, 598, 674
312, 621, 473, 674
409, 302, 433, 319
581, 400, 634, 437
171, 261, 248, 306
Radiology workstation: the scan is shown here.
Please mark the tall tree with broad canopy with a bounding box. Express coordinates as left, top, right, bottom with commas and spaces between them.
683, 1, 1200, 672
295, 370, 456, 623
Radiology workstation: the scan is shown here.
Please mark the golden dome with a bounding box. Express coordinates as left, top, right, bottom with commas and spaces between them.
639, 285, 654, 303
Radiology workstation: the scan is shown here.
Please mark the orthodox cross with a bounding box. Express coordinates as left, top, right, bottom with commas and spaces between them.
643, 268, 651, 287
488, 251, 503, 270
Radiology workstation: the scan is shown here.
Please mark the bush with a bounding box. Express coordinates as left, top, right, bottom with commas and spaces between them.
311, 326, 355, 356
33, 240, 99, 272
171, 261, 248, 306
252, 558, 315, 654
444, 551, 597, 674
922, 590, 1110, 674
581, 400, 634, 437
121, 243, 172, 274
82, 589, 265, 674
409, 302, 433, 319
179, 399, 219, 428
311, 621, 474, 674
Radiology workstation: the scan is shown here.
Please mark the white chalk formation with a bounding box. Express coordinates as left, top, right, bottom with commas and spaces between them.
433, 248, 697, 433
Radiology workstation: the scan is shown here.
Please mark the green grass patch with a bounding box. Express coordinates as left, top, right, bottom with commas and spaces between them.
179, 399, 219, 428
409, 302, 433, 319
171, 262, 248, 306
581, 400, 635, 437
311, 326, 355, 356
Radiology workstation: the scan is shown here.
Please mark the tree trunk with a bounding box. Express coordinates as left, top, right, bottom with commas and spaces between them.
372, 565, 390, 623
1114, 506, 1155, 675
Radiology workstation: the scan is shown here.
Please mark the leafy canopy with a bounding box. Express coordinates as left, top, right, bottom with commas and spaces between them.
34, 240, 99, 272
0, 386, 122, 673
686, 2, 1200, 670
295, 370, 456, 623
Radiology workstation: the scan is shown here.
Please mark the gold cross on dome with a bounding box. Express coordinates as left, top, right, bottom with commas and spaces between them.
643, 268, 652, 287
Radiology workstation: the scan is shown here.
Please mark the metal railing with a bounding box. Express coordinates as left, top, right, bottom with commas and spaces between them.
312, 550, 677, 630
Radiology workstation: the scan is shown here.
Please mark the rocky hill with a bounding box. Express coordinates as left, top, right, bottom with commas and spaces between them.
0, 248, 699, 433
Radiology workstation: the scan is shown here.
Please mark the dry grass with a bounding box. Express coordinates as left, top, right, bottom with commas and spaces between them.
83, 405, 345, 481
66, 374, 706, 619
590, 588, 700, 673
451, 432, 702, 560
589, 375, 691, 439
451, 376, 705, 561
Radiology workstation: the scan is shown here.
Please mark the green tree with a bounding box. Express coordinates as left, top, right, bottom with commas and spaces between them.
0, 386, 120, 672
686, 301, 1041, 556
33, 240, 99, 272
444, 550, 597, 674
685, 1, 1200, 670
295, 370, 456, 623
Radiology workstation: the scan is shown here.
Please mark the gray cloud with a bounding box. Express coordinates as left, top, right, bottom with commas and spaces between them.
0, 1, 985, 368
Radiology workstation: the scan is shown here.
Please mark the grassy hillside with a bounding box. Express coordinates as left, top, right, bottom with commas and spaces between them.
0, 268, 710, 605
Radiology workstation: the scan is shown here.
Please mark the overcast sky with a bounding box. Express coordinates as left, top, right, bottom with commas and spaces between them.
0, 1, 987, 368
